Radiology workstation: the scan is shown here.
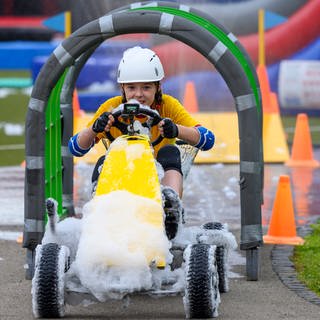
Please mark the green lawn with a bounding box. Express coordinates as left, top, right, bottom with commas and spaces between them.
293, 222, 320, 296
0, 90, 29, 166
0, 70, 31, 78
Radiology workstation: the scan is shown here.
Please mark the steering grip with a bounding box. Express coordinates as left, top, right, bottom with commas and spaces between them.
105, 106, 164, 147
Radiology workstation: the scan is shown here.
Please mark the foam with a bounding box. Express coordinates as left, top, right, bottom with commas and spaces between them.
72, 190, 171, 300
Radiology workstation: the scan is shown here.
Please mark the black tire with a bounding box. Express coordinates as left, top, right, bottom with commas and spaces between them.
246, 247, 261, 281
184, 244, 220, 319
202, 222, 229, 293
215, 245, 228, 293
32, 243, 70, 318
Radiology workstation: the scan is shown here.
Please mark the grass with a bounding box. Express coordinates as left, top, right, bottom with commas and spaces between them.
293, 222, 320, 296
0, 89, 29, 166
0, 70, 31, 78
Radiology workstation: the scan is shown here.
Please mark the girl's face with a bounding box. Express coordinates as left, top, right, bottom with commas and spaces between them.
122, 82, 158, 106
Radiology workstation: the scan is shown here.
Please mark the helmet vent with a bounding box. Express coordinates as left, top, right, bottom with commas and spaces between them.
150, 54, 156, 62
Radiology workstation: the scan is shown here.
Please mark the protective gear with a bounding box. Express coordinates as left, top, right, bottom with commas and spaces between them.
161, 118, 179, 139
195, 126, 215, 151
92, 112, 111, 133
68, 133, 94, 157
157, 144, 182, 175
117, 46, 165, 83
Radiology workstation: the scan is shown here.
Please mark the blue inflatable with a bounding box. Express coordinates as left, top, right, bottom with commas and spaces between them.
76, 56, 119, 88
78, 90, 120, 112
31, 39, 151, 87
0, 41, 56, 69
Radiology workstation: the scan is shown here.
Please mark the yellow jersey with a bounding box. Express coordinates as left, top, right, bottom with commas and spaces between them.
86, 94, 199, 156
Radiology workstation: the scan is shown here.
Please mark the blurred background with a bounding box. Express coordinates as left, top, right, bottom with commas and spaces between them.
0, 0, 319, 166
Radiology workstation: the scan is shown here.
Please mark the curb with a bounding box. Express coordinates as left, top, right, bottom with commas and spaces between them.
271, 226, 320, 306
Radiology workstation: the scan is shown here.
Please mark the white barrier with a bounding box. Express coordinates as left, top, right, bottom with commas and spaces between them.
279, 60, 320, 109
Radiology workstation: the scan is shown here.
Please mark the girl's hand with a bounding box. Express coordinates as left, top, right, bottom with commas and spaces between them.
92, 112, 114, 133
159, 118, 179, 138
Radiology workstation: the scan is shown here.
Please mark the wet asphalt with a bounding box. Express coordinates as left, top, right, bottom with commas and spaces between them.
0, 151, 320, 319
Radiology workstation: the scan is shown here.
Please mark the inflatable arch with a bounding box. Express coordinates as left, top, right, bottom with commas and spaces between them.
23, 2, 263, 278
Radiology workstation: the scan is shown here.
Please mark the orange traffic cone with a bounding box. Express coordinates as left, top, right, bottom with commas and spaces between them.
286, 113, 320, 167
263, 175, 304, 245
270, 92, 280, 113
257, 64, 279, 113
257, 64, 271, 113
183, 81, 199, 113
73, 88, 84, 117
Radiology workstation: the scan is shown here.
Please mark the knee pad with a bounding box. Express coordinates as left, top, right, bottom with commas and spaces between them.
157, 145, 182, 175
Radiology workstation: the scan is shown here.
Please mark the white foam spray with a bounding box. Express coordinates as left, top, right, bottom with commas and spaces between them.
72, 190, 172, 300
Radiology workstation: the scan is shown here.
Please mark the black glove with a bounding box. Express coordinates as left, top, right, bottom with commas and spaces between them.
92, 112, 111, 133
161, 118, 179, 138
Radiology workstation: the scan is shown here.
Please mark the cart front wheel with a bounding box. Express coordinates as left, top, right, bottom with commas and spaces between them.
32, 243, 70, 318
183, 243, 220, 318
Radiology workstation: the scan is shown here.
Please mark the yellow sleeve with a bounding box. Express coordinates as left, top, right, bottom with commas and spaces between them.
160, 94, 200, 127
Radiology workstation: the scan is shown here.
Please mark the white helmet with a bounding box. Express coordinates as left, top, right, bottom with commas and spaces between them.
117, 46, 165, 83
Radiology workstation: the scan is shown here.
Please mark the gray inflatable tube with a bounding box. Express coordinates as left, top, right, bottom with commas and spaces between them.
23, 3, 263, 275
